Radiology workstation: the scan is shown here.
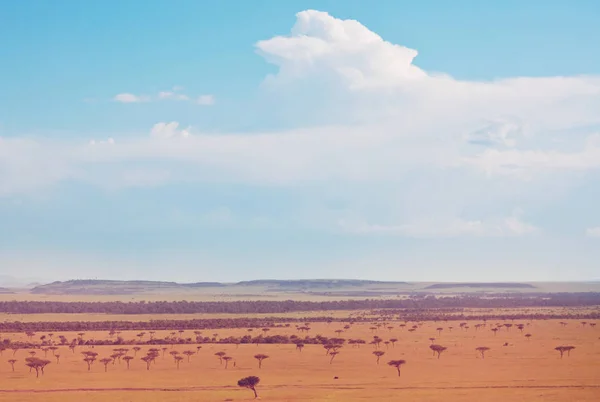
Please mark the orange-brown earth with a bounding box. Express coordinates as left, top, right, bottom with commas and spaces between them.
1, 319, 599, 401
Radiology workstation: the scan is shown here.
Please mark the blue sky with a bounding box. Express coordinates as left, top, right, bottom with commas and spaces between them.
1, 1, 599, 282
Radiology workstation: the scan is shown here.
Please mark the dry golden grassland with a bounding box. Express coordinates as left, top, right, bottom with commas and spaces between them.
1, 318, 599, 401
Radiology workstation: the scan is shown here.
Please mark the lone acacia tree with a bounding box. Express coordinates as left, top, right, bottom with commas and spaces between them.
389, 338, 397, 348
223, 356, 232, 369
238, 376, 260, 399
387, 359, 406, 377
525, 333, 532, 340
296, 343, 304, 352
254, 354, 269, 369
8, 359, 17, 371
373, 350, 385, 364
476, 347, 490, 359
430, 344, 447, 359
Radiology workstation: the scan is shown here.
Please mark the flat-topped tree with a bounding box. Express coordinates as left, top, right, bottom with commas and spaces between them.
183, 350, 195, 362
254, 354, 269, 369
525, 333, 532, 340
476, 347, 490, 359
141, 355, 153, 370
223, 356, 233, 368
372, 350, 385, 364
387, 359, 406, 377
437, 327, 443, 335
430, 344, 447, 359
429, 338, 435, 344
215, 351, 226, 364
123, 355, 134, 369
8, 359, 17, 371
99, 358, 112, 372
132, 347, 141, 356
296, 343, 305, 352
83, 356, 96, 371
389, 338, 397, 348
564, 346, 575, 356
25, 357, 51, 378
174, 355, 184, 369
238, 376, 260, 399
329, 351, 339, 364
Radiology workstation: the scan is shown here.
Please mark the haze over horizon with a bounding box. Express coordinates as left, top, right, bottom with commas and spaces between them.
2, 1, 600, 283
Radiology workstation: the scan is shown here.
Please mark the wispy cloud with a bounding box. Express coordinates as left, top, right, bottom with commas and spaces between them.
113, 87, 214, 105
586, 227, 600, 237
113, 93, 150, 103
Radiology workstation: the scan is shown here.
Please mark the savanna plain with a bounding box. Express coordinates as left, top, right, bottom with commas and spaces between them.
0, 311, 600, 402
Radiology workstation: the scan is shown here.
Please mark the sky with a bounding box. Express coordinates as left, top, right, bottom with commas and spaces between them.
1, 0, 600, 283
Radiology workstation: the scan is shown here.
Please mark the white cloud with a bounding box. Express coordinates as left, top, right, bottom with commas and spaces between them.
3, 10, 600, 238
338, 212, 538, 238
586, 227, 600, 237
113, 88, 213, 105
149, 122, 191, 139
113, 93, 149, 103
158, 91, 190, 101
197, 95, 215, 105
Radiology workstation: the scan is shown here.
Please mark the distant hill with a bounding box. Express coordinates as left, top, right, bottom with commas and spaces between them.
30, 279, 410, 295
30, 280, 224, 295
425, 282, 535, 290
236, 279, 409, 289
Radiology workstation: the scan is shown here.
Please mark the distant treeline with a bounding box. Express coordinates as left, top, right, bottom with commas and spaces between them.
1, 293, 600, 315
1, 311, 600, 333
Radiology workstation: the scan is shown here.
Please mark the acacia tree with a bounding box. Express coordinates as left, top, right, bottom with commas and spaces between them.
55, 354, 60, 364
238, 376, 260, 399
564, 346, 576, 356
174, 355, 184, 369
429, 338, 436, 344
215, 351, 226, 364
387, 359, 406, 377
83, 357, 96, 371
141, 355, 153, 370
99, 358, 112, 372
373, 350, 385, 364
296, 343, 304, 352
223, 356, 232, 369
329, 351, 339, 364
25, 357, 50, 378
475, 347, 490, 359
132, 347, 141, 356
8, 359, 17, 371
254, 354, 269, 369
389, 338, 397, 348
183, 350, 195, 362
123, 355, 134, 369
430, 344, 447, 359
437, 327, 443, 335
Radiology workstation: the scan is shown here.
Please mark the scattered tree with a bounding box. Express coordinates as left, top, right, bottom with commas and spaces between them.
238, 376, 260, 399
387, 359, 406, 377
254, 354, 269, 369
475, 346, 490, 359
373, 350, 385, 364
